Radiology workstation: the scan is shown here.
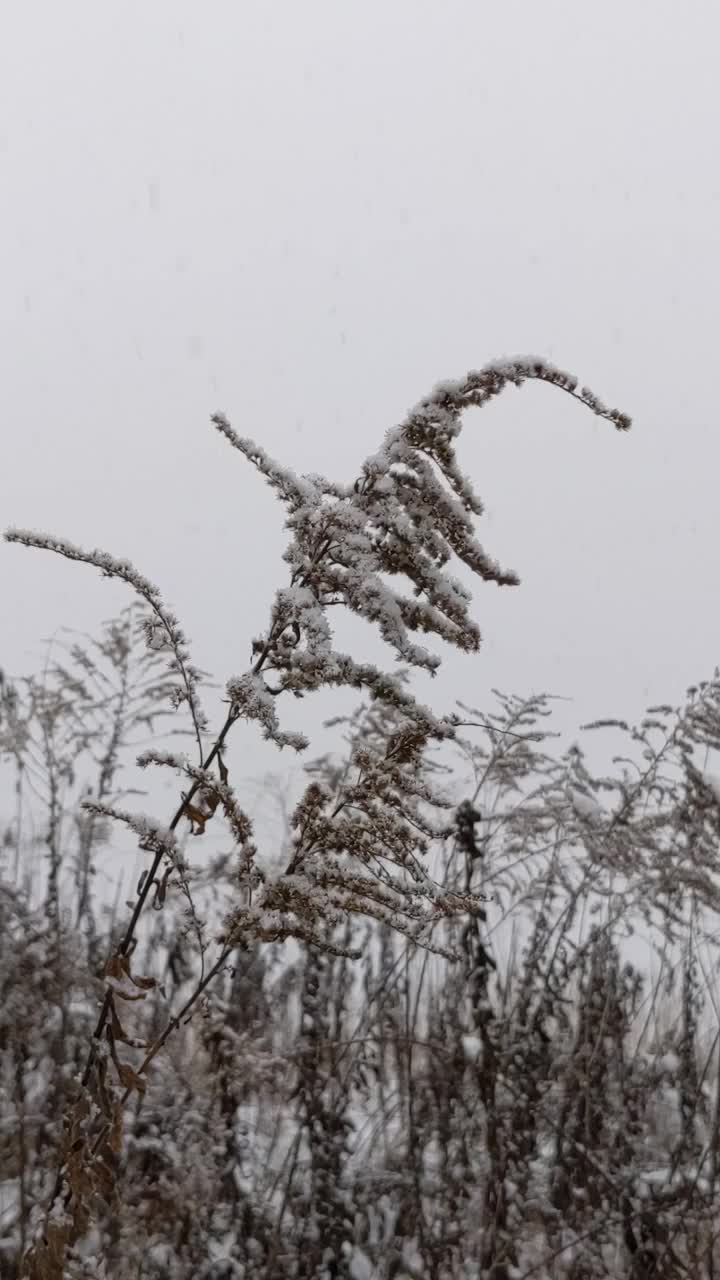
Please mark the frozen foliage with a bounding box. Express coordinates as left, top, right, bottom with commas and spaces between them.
7, 633, 720, 1277
567, 785, 605, 823
214, 358, 629, 691
1, 359, 633, 1278
2, 535, 209, 757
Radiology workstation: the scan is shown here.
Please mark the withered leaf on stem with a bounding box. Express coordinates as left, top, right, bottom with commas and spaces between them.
108, 1031, 147, 1095
108, 1103, 123, 1155
104, 951, 158, 999
109, 1000, 146, 1048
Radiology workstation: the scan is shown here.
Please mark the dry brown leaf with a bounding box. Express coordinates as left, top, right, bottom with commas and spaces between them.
129, 972, 157, 991
116, 1061, 146, 1094
104, 951, 158, 999
183, 799, 211, 834
95, 1055, 114, 1118
67, 1148, 94, 1199
108, 1103, 123, 1155
109, 1001, 146, 1047
104, 953, 125, 980
107, 1026, 147, 1095
91, 1154, 117, 1202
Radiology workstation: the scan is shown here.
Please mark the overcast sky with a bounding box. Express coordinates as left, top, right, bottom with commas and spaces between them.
2, 1, 720, 815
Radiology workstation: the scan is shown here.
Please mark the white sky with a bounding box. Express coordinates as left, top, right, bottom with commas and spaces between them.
2, 1, 720, 814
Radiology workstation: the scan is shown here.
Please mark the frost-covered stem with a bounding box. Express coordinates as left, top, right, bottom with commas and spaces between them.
109, 942, 236, 1115
294, 946, 351, 1279
14, 1038, 29, 1264
403, 356, 631, 433
74, 630, 131, 933
81, 711, 238, 1084
37, 710, 239, 1234
12, 756, 24, 887
40, 717, 63, 935
4, 530, 208, 761
80, 941, 237, 1175
39, 602, 308, 1227
403, 952, 431, 1277
7, 358, 632, 1276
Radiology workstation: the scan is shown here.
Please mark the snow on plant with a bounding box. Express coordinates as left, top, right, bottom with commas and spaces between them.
9, 643, 720, 1275
4, 357, 630, 1278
